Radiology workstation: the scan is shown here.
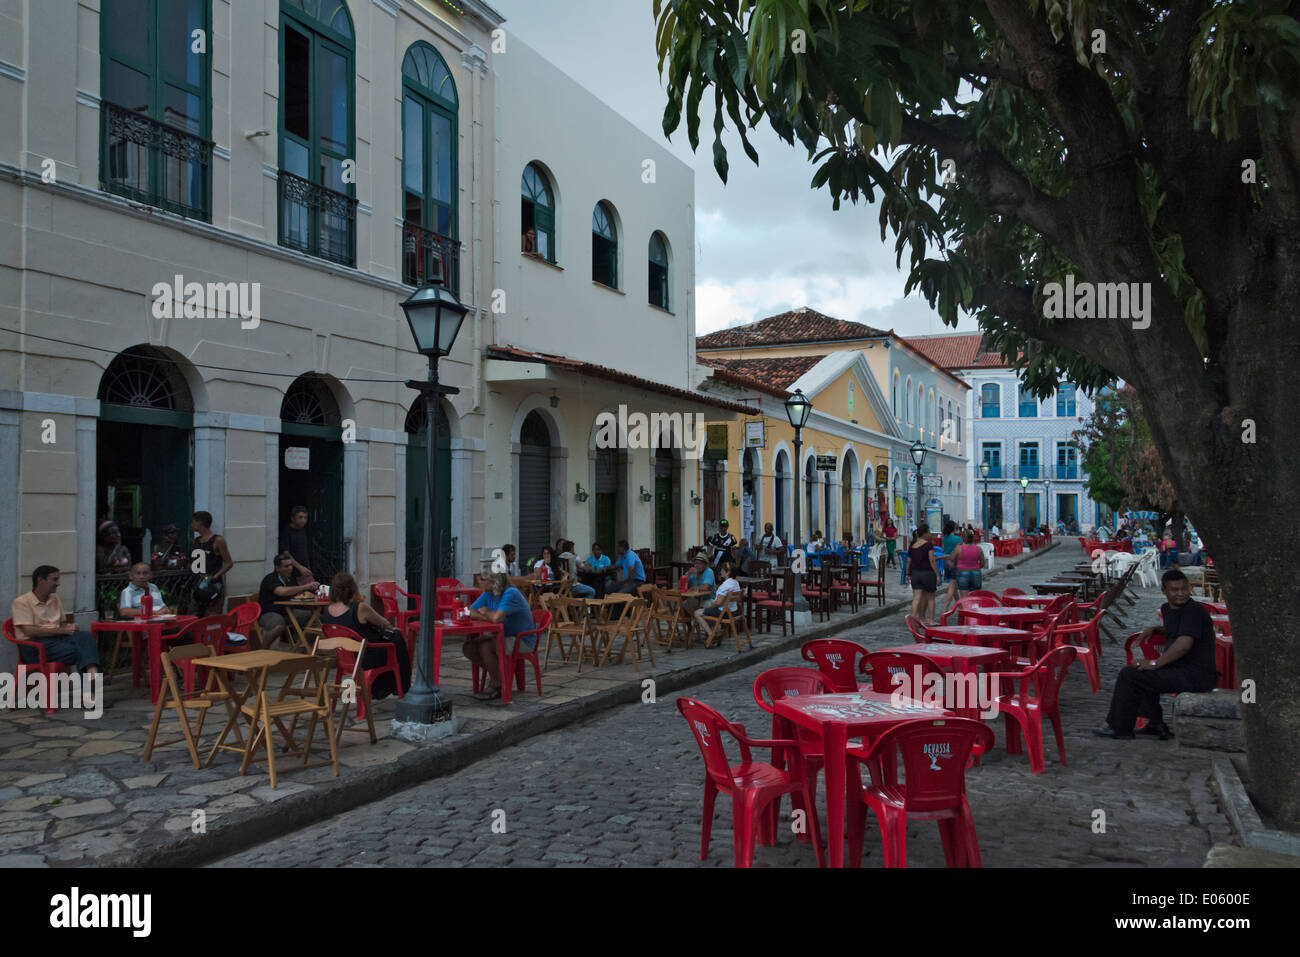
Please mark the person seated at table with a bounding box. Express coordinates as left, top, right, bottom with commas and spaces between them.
320, 572, 410, 698
581, 542, 612, 576
256, 551, 319, 649
1094, 568, 1218, 740
11, 566, 101, 700
682, 552, 716, 631
756, 522, 784, 561
936, 521, 963, 616
806, 530, 825, 554
609, 540, 647, 607
118, 563, 172, 618
989, 522, 1001, 540
906, 525, 940, 622
733, 538, 755, 575
693, 562, 742, 634
501, 544, 521, 577
561, 546, 596, 598
707, 519, 737, 568
464, 570, 534, 703
528, 545, 558, 582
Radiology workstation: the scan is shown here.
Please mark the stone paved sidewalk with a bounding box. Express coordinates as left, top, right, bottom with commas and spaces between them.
214, 546, 1238, 868
2, 555, 971, 867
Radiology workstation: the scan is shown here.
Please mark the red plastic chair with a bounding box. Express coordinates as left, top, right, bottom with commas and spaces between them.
1048, 606, 1107, 694
1001, 588, 1027, 602
372, 582, 421, 645
4, 617, 72, 714
677, 696, 825, 868
1216, 636, 1236, 690
1124, 629, 1166, 666
801, 638, 870, 692
472, 610, 550, 698
966, 590, 1000, 602
940, 594, 999, 626
230, 601, 260, 640
858, 651, 945, 695
845, 717, 994, 867
988, 646, 1077, 773
322, 623, 403, 719
173, 613, 236, 692
752, 667, 827, 845
904, 614, 936, 644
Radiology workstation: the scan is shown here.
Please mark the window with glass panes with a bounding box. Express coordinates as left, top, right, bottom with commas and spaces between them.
981, 443, 1001, 478
1018, 442, 1040, 479
649, 232, 670, 309
521, 164, 555, 262
1056, 383, 1077, 417
100, 0, 212, 219
980, 383, 1000, 417
592, 202, 618, 288
402, 43, 457, 240
1056, 442, 1078, 479
279, 0, 356, 264
1017, 385, 1038, 417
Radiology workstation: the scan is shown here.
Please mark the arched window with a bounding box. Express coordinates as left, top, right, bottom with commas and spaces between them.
981, 383, 1000, 418
592, 201, 618, 288
892, 373, 899, 418
905, 378, 913, 424
280, 374, 341, 426
279, 0, 357, 265
521, 163, 555, 262
648, 232, 670, 310
100, 0, 212, 220
402, 42, 459, 289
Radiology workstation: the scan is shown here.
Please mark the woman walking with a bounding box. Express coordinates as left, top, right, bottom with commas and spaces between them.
907, 524, 940, 622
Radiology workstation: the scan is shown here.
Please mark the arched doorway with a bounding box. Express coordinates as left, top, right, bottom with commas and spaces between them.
774, 450, 789, 541
822, 469, 833, 540
842, 449, 859, 543
701, 458, 724, 543
404, 400, 452, 593
96, 346, 195, 613
741, 448, 759, 543
804, 455, 816, 544
518, 411, 552, 566
594, 446, 624, 557
279, 374, 345, 581
654, 446, 676, 558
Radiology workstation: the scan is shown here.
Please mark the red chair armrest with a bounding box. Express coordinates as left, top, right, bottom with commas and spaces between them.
13, 635, 51, 664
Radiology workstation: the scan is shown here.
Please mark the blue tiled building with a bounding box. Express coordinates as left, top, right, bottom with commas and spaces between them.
908, 334, 1105, 534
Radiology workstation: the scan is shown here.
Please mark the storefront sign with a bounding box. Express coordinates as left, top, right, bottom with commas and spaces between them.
284, 447, 310, 471
744, 420, 765, 448
815, 454, 837, 471
875, 464, 889, 489
704, 424, 729, 460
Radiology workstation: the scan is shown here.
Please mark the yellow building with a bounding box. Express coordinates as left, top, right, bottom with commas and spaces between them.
694, 351, 901, 552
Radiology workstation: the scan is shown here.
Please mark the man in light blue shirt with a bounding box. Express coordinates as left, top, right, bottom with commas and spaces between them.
584, 543, 612, 572
683, 552, 715, 615
119, 563, 171, 617
611, 540, 645, 597
465, 572, 535, 702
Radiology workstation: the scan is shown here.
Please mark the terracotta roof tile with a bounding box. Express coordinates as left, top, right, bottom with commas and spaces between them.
906, 333, 1015, 370
697, 308, 890, 349
700, 354, 825, 391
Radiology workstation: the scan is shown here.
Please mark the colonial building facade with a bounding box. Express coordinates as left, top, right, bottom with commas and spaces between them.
907, 333, 1101, 533
0, 0, 732, 661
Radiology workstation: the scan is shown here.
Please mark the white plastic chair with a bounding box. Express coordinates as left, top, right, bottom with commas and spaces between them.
978, 542, 995, 572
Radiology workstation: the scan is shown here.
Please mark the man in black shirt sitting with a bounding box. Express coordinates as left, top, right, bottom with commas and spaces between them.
1094, 568, 1219, 740
258, 551, 319, 649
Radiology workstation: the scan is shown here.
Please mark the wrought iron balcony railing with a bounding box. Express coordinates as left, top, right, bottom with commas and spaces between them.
100, 101, 213, 221
1018, 464, 1041, 480
981, 464, 1002, 479
402, 220, 462, 294
1055, 464, 1079, 479
278, 169, 357, 267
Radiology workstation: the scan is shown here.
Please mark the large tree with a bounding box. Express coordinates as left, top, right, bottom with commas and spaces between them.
656, 0, 1300, 824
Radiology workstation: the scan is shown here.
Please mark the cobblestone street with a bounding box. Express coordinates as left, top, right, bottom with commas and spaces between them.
214, 550, 1235, 867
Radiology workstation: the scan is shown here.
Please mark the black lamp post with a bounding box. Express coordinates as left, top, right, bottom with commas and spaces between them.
394, 282, 468, 733
1019, 474, 1030, 531
784, 389, 812, 616
979, 459, 991, 532
910, 440, 927, 533
1043, 477, 1052, 530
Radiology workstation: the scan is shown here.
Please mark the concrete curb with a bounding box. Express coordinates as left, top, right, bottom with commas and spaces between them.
1211, 757, 1300, 857
99, 594, 914, 868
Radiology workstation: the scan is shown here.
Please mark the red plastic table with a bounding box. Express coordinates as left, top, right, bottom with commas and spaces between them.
431, 619, 508, 703
959, 605, 1047, 629
925, 624, 1035, 659
1197, 599, 1228, 615
773, 690, 952, 868
1211, 614, 1232, 636
1001, 593, 1059, 608
875, 643, 1009, 722
91, 614, 197, 704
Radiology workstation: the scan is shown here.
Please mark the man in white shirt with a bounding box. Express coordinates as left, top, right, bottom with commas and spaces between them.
989, 523, 1001, 539
119, 563, 172, 618
756, 523, 783, 558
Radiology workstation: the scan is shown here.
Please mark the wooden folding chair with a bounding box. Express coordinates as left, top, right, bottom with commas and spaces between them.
701, 601, 753, 651
596, 598, 655, 670
230, 657, 340, 789
648, 586, 693, 651
542, 596, 582, 670
142, 644, 238, 769
314, 635, 377, 745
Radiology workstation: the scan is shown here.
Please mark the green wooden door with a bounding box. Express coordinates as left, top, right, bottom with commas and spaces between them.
655, 477, 673, 557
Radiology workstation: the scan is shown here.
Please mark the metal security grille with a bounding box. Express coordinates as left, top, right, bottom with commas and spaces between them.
518, 413, 551, 565
281, 376, 340, 426
99, 347, 193, 411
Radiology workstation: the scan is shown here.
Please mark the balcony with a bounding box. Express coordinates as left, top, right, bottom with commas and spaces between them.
980, 464, 1002, 479
278, 170, 357, 267
1055, 463, 1079, 479
1018, 464, 1041, 480
402, 221, 462, 295
100, 101, 212, 221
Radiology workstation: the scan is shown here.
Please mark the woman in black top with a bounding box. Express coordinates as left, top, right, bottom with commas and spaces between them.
320, 572, 411, 699
907, 524, 940, 622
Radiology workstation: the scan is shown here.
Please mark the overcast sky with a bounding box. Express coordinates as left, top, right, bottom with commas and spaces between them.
490, 0, 980, 338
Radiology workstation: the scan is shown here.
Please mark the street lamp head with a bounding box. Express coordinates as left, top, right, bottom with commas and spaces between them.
910, 440, 926, 467
784, 389, 813, 430
400, 283, 469, 358
979, 460, 990, 479
1020, 476, 1029, 489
